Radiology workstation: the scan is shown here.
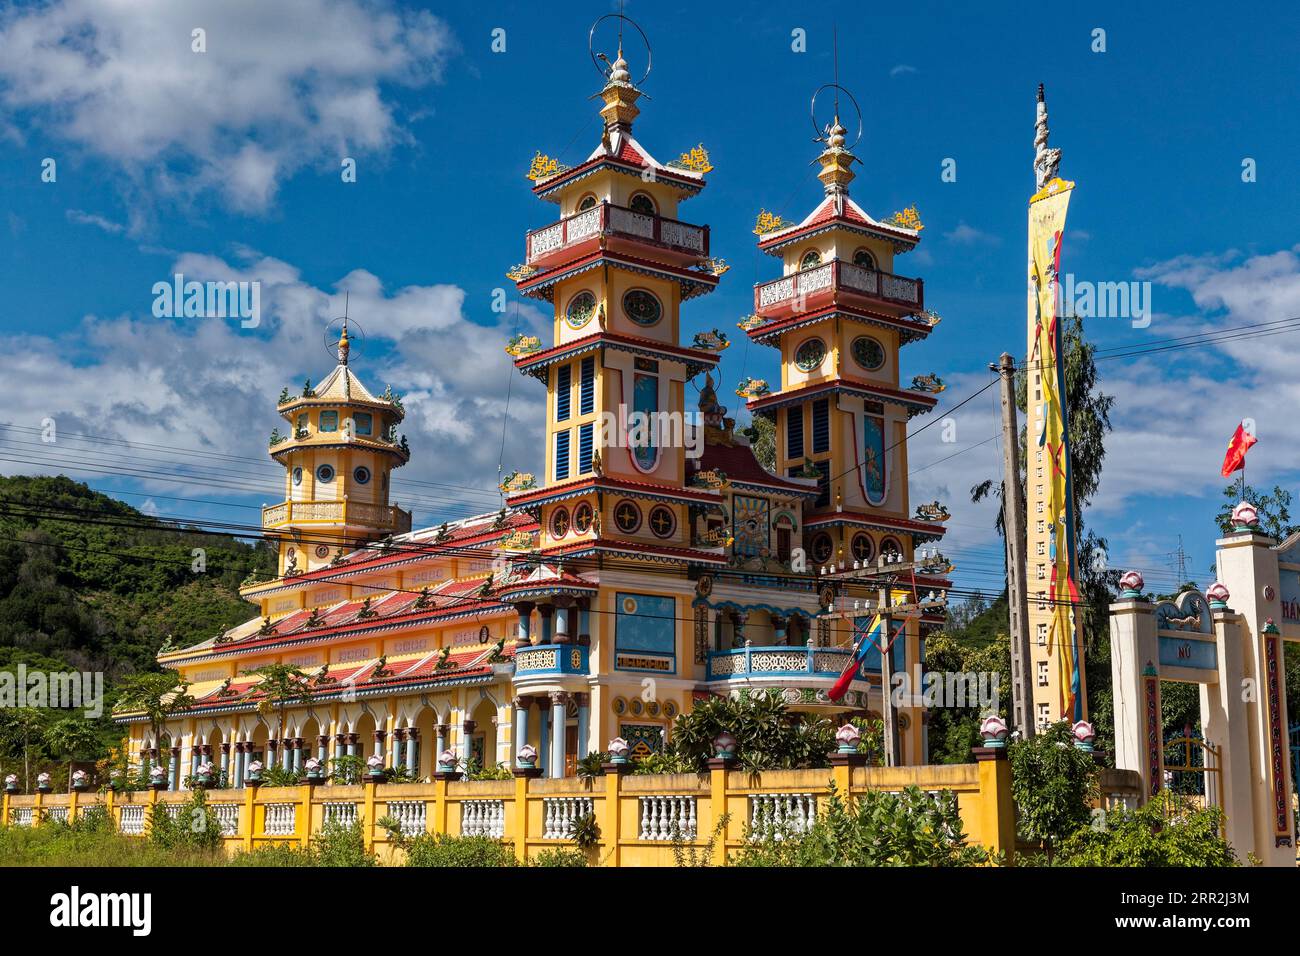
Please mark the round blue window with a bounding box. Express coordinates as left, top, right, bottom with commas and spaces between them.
353, 466, 371, 485
292, 467, 302, 486
316, 464, 335, 483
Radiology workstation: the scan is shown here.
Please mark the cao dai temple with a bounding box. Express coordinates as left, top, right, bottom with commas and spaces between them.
114, 41, 952, 785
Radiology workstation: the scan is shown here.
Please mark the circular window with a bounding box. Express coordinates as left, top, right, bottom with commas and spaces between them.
629, 192, 656, 215
622, 289, 662, 327
577, 194, 598, 211
314, 545, 330, 559
853, 248, 876, 269
663, 700, 679, 719
353, 466, 371, 485
648, 505, 676, 539
613, 500, 642, 534
851, 336, 886, 371
795, 338, 827, 372
851, 533, 874, 563
880, 537, 903, 562
550, 507, 570, 538
799, 249, 822, 270
316, 464, 335, 484
573, 502, 594, 533
565, 290, 597, 330
292, 467, 303, 486
613, 696, 628, 715
810, 533, 834, 565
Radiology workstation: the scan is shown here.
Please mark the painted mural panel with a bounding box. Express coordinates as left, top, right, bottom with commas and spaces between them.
633, 372, 658, 470
861, 415, 886, 505
615, 592, 676, 671
732, 495, 770, 558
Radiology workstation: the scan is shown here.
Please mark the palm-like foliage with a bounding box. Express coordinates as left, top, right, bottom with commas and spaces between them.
114, 671, 194, 758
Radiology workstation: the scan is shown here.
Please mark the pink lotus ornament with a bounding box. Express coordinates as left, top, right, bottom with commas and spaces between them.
1206, 582, 1230, 609
1071, 721, 1097, 752
366, 753, 384, 769
608, 737, 631, 763
835, 723, 862, 754
436, 748, 457, 772
1118, 570, 1144, 598
1231, 501, 1259, 531
516, 744, 538, 769
979, 715, 1009, 748
304, 757, 321, 772
4, 773, 18, 792
246, 760, 263, 775
71, 769, 89, 789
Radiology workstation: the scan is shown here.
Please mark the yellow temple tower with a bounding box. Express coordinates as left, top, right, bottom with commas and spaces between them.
260, 323, 411, 577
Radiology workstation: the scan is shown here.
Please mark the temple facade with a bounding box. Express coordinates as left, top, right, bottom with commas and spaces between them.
118, 40, 948, 785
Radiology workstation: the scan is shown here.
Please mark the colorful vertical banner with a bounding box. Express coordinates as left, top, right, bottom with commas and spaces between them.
1029, 175, 1086, 722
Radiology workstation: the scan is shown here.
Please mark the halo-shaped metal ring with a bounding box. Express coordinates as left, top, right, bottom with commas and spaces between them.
323, 315, 366, 361
588, 13, 652, 87
810, 83, 863, 150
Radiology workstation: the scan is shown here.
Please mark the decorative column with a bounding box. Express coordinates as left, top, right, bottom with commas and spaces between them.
515, 601, 535, 645
1108, 574, 1159, 797
435, 724, 449, 761
461, 720, 476, 768
405, 729, 419, 778
334, 733, 345, 762
219, 743, 230, 784
575, 693, 590, 760
191, 743, 202, 779
373, 729, 386, 761
549, 692, 567, 779
538, 604, 555, 644
266, 738, 278, 773
293, 738, 305, 773
345, 733, 358, 759
392, 729, 407, 771
512, 698, 531, 767
538, 708, 550, 774
317, 735, 329, 764
169, 746, 180, 791
554, 599, 571, 644
577, 597, 591, 643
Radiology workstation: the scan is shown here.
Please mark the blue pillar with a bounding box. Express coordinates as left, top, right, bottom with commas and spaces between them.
576, 694, 590, 759
406, 731, 419, 778
435, 724, 448, 763
392, 730, 405, 771
516, 603, 534, 645
266, 740, 278, 775
219, 744, 230, 785
345, 734, 357, 759
170, 747, 181, 790
539, 709, 550, 773
292, 739, 303, 773
461, 720, 475, 769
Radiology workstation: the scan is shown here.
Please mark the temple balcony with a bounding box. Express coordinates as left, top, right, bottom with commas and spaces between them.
753, 260, 922, 320
261, 499, 412, 534
512, 641, 590, 692
525, 201, 708, 270
704, 642, 872, 710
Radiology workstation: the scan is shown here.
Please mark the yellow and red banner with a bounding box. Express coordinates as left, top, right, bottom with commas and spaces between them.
1029, 177, 1086, 721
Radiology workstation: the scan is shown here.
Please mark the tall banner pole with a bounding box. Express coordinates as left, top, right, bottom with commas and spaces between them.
1028, 84, 1087, 723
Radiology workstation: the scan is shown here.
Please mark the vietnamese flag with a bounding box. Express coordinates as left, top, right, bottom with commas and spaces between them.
1220, 422, 1258, 477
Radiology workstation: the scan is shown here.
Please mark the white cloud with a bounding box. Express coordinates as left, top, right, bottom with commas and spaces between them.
0, 249, 546, 525
66, 209, 125, 234
0, 0, 456, 215
943, 221, 999, 246
890, 64, 917, 77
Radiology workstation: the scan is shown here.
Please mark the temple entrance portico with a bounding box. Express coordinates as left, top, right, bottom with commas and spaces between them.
1109, 503, 1296, 865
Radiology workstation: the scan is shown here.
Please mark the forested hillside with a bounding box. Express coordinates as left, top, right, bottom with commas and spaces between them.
0, 475, 276, 784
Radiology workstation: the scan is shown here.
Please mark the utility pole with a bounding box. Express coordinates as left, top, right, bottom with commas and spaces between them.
995, 352, 1035, 740
878, 580, 901, 766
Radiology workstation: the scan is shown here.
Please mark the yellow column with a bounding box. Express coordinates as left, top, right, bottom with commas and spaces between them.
362, 778, 377, 851
603, 763, 628, 867
68, 786, 80, 825
513, 772, 530, 863
2, 788, 9, 827
974, 748, 1016, 864
708, 761, 730, 867
33, 787, 44, 826
297, 783, 313, 848
385, 705, 397, 768
145, 785, 158, 836
104, 787, 115, 830
242, 785, 256, 852
432, 775, 449, 835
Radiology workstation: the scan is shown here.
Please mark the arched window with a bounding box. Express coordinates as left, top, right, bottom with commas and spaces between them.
799, 249, 823, 270
577, 194, 599, 212
853, 247, 876, 270
629, 192, 657, 216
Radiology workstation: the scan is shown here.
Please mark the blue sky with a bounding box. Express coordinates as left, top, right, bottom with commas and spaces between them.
1, 0, 1299, 601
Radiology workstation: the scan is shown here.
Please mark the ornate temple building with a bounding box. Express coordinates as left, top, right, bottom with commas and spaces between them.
118, 40, 948, 784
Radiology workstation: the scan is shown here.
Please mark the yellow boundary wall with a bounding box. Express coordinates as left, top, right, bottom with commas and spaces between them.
2, 760, 1143, 866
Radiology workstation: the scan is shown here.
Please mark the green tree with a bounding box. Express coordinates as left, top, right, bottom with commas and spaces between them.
740, 415, 777, 472
1054, 793, 1239, 867
1009, 720, 1100, 861
1215, 482, 1297, 540
115, 671, 194, 763
667, 690, 834, 772
243, 663, 311, 752
0, 708, 48, 789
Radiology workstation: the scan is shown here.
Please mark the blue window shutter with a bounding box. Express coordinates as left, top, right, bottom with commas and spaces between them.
555, 430, 570, 481
578, 423, 594, 474
579, 357, 595, 415
786, 405, 804, 460
811, 399, 830, 454
556, 364, 571, 422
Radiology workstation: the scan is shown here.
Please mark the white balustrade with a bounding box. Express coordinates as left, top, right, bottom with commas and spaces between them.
163, 803, 183, 819
119, 805, 145, 835
567, 208, 602, 243
263, 802, 296, 836
322, 801, 358, 828
212, 803, 240, 836
542, 797, 594, 839
748, 793, 817, 838
608, 206, 655, 239
659, 218, 705, 252
46, 806, 69, 824
386, 800, 426, 837
638, 795, 697, 841
460, 799, 505, 838
11, 807, 34, 828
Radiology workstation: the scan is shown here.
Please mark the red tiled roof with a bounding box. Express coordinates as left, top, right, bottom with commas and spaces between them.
690, 441, 818, 495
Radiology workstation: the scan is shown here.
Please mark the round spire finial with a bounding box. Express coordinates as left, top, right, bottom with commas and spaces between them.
324, 315, 365, 365
810, 84, 863, 151
589, 14, 651, 88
